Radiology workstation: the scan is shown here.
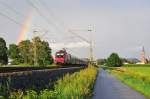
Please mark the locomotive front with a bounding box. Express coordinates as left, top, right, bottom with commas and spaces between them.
55, 50, 66, 64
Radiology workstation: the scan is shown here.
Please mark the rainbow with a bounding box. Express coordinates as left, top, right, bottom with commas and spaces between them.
16, 11, 33, 44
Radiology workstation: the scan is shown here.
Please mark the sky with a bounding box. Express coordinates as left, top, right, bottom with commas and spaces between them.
0, 0, 150, 59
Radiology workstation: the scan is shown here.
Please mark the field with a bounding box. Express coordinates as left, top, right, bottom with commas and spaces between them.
110, 64, 150, 98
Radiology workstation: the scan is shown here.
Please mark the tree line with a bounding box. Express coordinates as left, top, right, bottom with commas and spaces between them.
96, 53, 122, 67
97, 53, 150, 67
0, 37, 53, 66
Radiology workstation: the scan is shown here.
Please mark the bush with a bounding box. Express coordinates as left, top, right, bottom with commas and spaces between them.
107, 53, 122, 67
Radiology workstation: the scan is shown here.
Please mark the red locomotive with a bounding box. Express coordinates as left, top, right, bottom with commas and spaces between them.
55, 49, 88, 65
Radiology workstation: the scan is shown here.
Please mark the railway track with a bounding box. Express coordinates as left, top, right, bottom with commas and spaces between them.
0, 66, 63, 73
0, 65, 86, 77
0, 65, 85, 91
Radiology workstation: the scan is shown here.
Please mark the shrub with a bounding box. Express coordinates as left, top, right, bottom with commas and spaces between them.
107, 53, 122, 67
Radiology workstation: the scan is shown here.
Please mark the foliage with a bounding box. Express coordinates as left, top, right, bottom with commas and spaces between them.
121, 58, 128, 63
122, 58, 140, 64
52, 67, 97, 99
106, 53, 122, 67
23, 90, 38, 99
96, 59, 106, 65
0, 37, 8, 65
18, 40, 33, 64
0, 77, 11, 99
148, 60, 150, 64
9, 67, 97, 99
32, 37, 53, 66
9, 90, 23, 99
8, 36, 53, 66
8, 44, 21, 65
123, 64, 150, 67
111, 66, 150, 98
8, 44, 20, 59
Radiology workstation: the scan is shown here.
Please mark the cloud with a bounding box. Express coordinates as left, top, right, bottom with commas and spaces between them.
50, 41, 89, 49
127, 46, 142, 52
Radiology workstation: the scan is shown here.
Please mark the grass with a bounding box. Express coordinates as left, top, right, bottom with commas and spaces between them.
9, 66, 97, 99
5, 64, 33, 67
123, 64, 150, 67
4, 63, 57, 67
110, 65, 150, 98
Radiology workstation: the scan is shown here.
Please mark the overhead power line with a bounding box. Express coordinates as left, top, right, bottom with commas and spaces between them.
36, 0, 89, 42
36, 0, 82, 42
38, 0, 65, 28
0, 12, 22, 26
27, 0, 91, 58
68, 30, 90, 44
36, 0, 91, 57
0, 1, 25, 18
26, 0, 62, 33
37, 0, 67, 30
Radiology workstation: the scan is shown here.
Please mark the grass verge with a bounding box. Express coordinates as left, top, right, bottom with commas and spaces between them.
9, 66, 97, 99
111, 69, 150, 98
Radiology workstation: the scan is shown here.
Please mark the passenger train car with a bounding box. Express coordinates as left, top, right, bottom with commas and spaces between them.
55, 49, 88, 65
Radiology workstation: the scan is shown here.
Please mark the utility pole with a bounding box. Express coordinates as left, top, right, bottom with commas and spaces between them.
32, 30, 49, 66
68, 28, 94, 66
33, 30, 38, 66
88, 29, 93, 66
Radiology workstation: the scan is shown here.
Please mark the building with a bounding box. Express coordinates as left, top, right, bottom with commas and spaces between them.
140, 46, 147, 64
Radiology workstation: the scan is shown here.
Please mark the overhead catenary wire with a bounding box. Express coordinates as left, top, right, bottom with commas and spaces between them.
0, 1, 29, 27
36, 0, 90, 43
36, 0, 87, 42
36, 0, 67, 31
0, 0, 25, 18
0, 0, 62, 34
27, 0, 91, 58
36, 0, 91, 57
68, 30, 90, 44
36, 0, 73, 44
0, 12, 22, 26
28, 0, 75, 50
26, 0, 63, 33
0, 0, 88, 56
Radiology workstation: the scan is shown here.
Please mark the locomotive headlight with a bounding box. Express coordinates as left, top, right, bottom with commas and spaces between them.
60, 53, 64, 55
57, 53, 60, 55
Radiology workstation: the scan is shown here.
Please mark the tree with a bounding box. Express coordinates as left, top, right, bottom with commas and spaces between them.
39, 41, 53, 66
148, 60, 150, 64
8, 44, 21, 65
32, 36, 53, 66
121, 58, 127, 63
106, 53, 122, 67
18, 40, 32, 64
0, 37, 8, 65
96, 59, 106, 65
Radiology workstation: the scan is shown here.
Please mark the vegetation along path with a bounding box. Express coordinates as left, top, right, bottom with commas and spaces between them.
92, 69, 147, 99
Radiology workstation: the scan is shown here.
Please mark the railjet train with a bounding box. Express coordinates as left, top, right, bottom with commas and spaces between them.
55, 49, 88, 65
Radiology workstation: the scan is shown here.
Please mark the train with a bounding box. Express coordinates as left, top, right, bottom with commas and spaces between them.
55, 49, 88, 66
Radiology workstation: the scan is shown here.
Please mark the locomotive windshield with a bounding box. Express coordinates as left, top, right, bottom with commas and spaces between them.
56, 53, 64, 58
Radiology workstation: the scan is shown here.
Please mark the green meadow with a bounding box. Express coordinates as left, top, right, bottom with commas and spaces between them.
111, 64, 150, 98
